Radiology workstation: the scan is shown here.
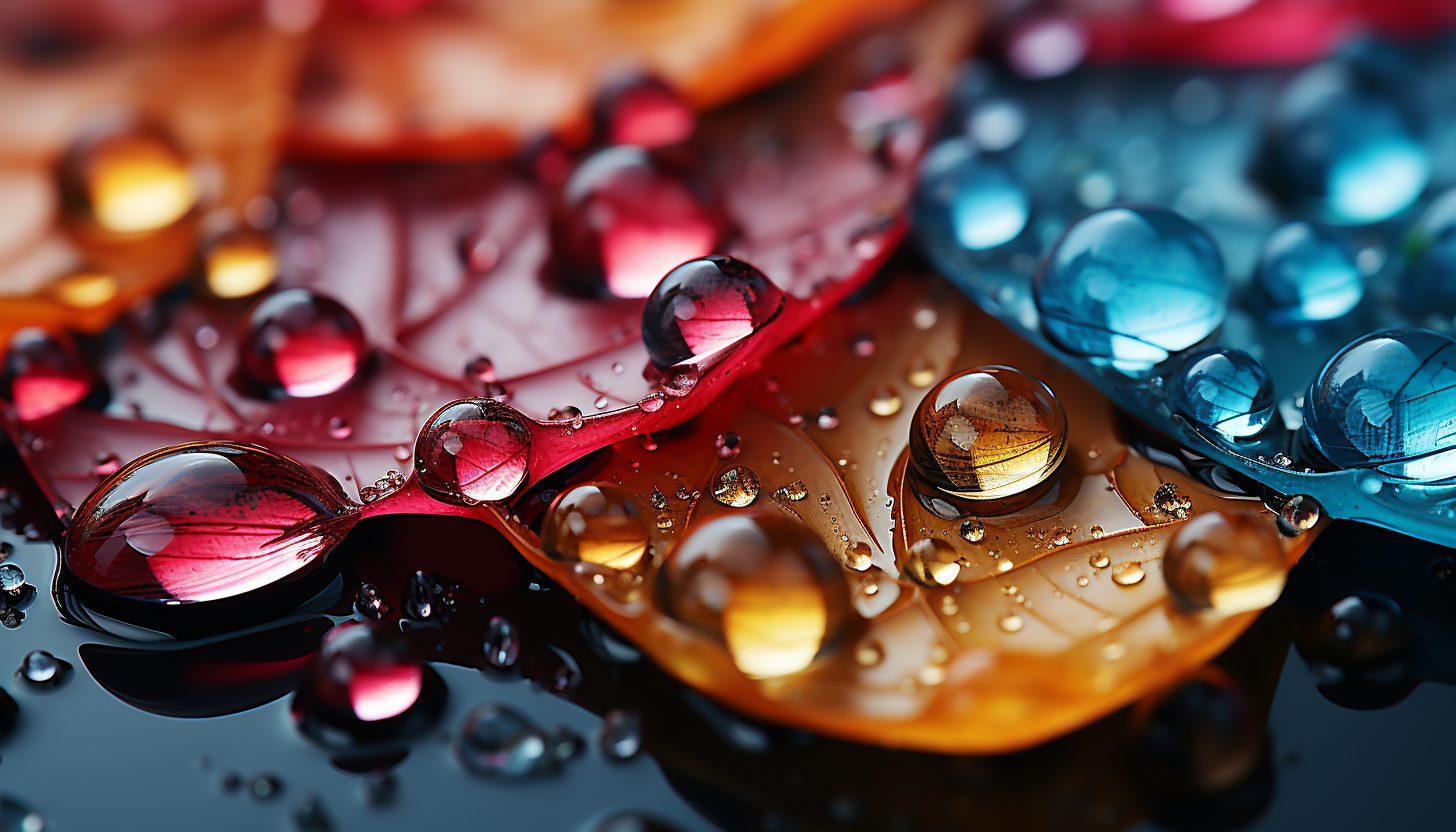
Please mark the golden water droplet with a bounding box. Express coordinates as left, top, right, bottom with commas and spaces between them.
1000, 584, 1017, 596
65, 128, 196, 233
1154, 482, 1192, 517
772, 480, 809, 503
1090, 552, 1110, 569
918, 664, 948, 685
959, 518, 985, 542
52, 269, 118, 308
660, 513, 848, 679
996, 559, 1014, 573
903, 537, 960, 586
1164, 510, 1287, 615
543, 484, 649, 570
206, 229, 278, 298
1090, 524, 1105, 540
908, 366, 1067, 500
905, 357, 938, 388
855, 641, 884, 666
1076, 575, 1090, 587
655, 515, 674, 530
712, 465, 760, 508
868, 386, 903, 416
1111, 562, 1146, 586
998, 613, 1024, 633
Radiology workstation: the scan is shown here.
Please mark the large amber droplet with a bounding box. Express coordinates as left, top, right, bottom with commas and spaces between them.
62, 126, 197, 234
543, 484, 649, 570
206, 229, 278, 299
658, 513, 847, 679
908, 365, 1067, 499
1163, 511, 1287, 615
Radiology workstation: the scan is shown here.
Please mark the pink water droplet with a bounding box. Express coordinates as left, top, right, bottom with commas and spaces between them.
641, 256, 785, 369
595, 74, 696, 148
414, 399, 533, 505
2, 328, 92, 421
307, 621, 423, 722
239, 288, 367, 398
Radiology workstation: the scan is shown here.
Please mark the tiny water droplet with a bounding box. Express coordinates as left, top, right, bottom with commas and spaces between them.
17, 650, 70, 686
415, 399, 532, 504
868, 387, 902, 416
1278, 494, 1321, 535
1090, 524, 1105, 539
598, 709, 643, 761
543, 485, 649, 570
712, 466, 760, 508
1111, 562, 1146, 586
483, 616, 520, 669
855, 641, 884, 667
816, 407, 840, 430
842, 541, 873, 572
959, 519, 985, 542
642, 256, 783, 368
998, 613, 1025, 633
772, 481, 809, 503
903, 538, 960, 586
354, 583, 389, 620
1090, 552, 1110, 569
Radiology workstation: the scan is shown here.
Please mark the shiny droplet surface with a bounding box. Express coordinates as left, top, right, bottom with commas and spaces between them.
1302, 328, 1456, 480
1169, 348, 1275, 439
17, 650, 70, 687
1256, 223, 1363, 322
239, 289, 367, 398
1295, 592, 1415, 710
595, 74, 696, 148
205, 228, 279, 299
658, 513, 847, 679
1, 328, 93, 422
867, 386, 903, 416
1111, 562, 1146, 586
554, 146, 721, 298
415, 399, 533, 504
1278, 494, 1322, 535
0, 564, 23, 593
61, 124, 196, 233
542, 485, 649, 570
65, 442, 353, 604
1034, 206, 1227, 372
959, 518, 985, 542
908, 365, 1067, 500
354, 583, 389, 620
454, 703, 570, 778
294, 621, 435, 730
903, 537, 960, 586
1163, 511, 1286, 615
483, 616, 520, 670
641, 256, 785, 370
598, 709, 644, 761
711, 466, 760, 508
915, 138, 1028, 251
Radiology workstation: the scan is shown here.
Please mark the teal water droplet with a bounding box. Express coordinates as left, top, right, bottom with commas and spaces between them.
1170, 348, 1275, 439
916, 138, 1028, 251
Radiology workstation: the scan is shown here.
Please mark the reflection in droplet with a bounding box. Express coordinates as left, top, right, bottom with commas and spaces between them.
902, 537, 960, 586
415, 399, 533, 504
206, 228, 278, 299
543, 484, 649, 570
959, 519, 985, 542
483, 616, 520, 670
1170, 348, 1275, 439
712, 466, 760, 508
641, 256, 784, 369
454, 703, 574, 778
61, 125, 196, 233
868, 387, 903, 417
997, 613, 1024, 633
239, 289, 367, 398
1257, 223, 1363, 323
598, 709, 644, 761
1, 328, 93, 422
1111, 562, 1146, 586
1164, 511, 1286, 615
916, 138, 1028, 250
1277, 495, 1322, 536
17, 650, 70, 687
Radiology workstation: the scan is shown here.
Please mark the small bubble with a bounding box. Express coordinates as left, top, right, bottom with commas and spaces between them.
326, 417, 352, 439
0, 563, 25, 593
816, 407, 840, 430
843, 541, 873, 572
714, 433, 741, 459
867, 387, 902, 417
250, 774, 282, 800
1111, 562, 1146, 586
772, 481, 809, 503
998, 613, 1024, 633
905, 357, 937, 388
996, 559, 1014, 574
959, 519, 985, 542
1076, 576, 1090, 587
855, 641, 884, 666
593, 395, 610, 410
712, 466, 760, 508
1278, 494, 1321, 535
598, 709, 643, 762
1090, 525, 1104, 540
912, 308, 938, 330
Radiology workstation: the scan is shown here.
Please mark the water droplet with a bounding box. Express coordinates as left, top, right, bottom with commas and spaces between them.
850, 333, 876, 357
60, 124, 196, 233
402, 571, 443, 621
902, 537, 960, 586
1170, 348, 1275, 439
959, 519, 985, 542
1076, 575, 1090, 587
0, 796, 45, 832
1277, 494, 1322, 535
1, 328, 93, 421
205, 228, 278, 299
483, 616, 520, 669
1090, 552, 1110, 569
714, 432, 741, 459
637, 393, 665, 413
1111, 562, 1146, 586
293, 621, 443, 746
1154, 483, 1192, 518
772, 481, 809, 503
454, 703, 571, 777
1259, 47, 1429, 224
916, 138, 1028, 250
1164, 511, 1286, 615
65, 442, 353, 606
595, 74, 695, 148
905, 357, 938, 388
855, 641, 884, 666
908, 365, 1067, 499
867, 387, 903, 417
712, 466, 760, 508
1302, 328, 1456, 480
250, 775, 282, 800
659, 513, 848, 679
17, 650, 70, 687
0, 564, 24, 593
641, 256, 784, 369
354, 583, 389, 620
593, 395, 610, 410
598, 708, 644, 761
415, 399, 533, 504
816, 406, 840, 430
554, 146, 722, 298
997, 613, 1025, 633
1256, 223, 1363, 323
239, 289, 367, 397
543, 484, 649, 570
1298, 593, 1407, 669
1089, 524, 1105, 540
1034, 206, 1227, 373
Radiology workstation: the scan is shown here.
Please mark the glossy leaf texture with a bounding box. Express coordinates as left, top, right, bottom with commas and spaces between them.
464, 266, 1318, 754
2, 13, 967, 513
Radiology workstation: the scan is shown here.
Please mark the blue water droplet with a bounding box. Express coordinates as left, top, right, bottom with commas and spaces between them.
1170, 348, 1275, 439
1260, 47, 1429, 224
1257, 222, 1363, 322
916, 138, 1027, 251
1405, 189, 1456, 313
1304, 328, 1456, 480
1033, 205, 1227, 373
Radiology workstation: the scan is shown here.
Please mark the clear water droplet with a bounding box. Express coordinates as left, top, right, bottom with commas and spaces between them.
598, 709, 644, 761
1170, 348, 1275, 439
1111, 562, 1146, 586
0, 564, 24, 593
454, 703, 567, 778
543, 485, 649, 570
239, 289, 367, 398
483, 616, 520, 669
61, 124, 196, 233
1164, 511, 1286, 615
17, 650, 69, 686
959, 519, 985, 542
403, 571, 442, 621
295, 621, 433, 729
998, 613, 1025, 633
415, 399, 532, 504
641, 256, 784, 369
1278, 494, 1322, 535
868, 387, 903, 417
712, 466, 760, 508
1, 328, 93, 421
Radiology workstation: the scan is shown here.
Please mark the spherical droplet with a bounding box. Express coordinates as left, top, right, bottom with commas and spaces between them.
1163, 511, 1286, 615
1256, 223, 1363, 322
1111, 561, 1146, 586
959, 519, 985, 542
239, 289, 367, 398
1259, 48, 1429, 224
17, 650, 71, 687
542, 484, 649, 570
1295, 592, 1415, 710
598, 708, 644, 761
641, 256, 784, 370
1034, 206, 1227, 372
354, 583, 389, 620
454, 703, 564, 778
916, 138, 1028, 250
1090, 551, 1110, 569
868, 387, 903, 417
65, 442, 353, 605
997, 612, 1025, 633
711, 466, 760, 508
554, 146, 722, 298
594, 74, 695, 148
908, 365, 1068, 500
483, 615, 520, 669
659, 513, 848, 679
0, 563, 24, 593
1277, 495, 1321, 536
60, 124, 196, 233
294, 621, 437, 731
1, 328, 93, 421
415, 399, 533, 504
206, 228, 278, 299
1303, 328, 1456, 480
1169, 348, 1276, 439
902, 537, 960, 586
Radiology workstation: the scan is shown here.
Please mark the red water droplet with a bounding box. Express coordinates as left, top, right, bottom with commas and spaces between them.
595, 74, 696, 148
414, 399, 533, 505
310, 622, 424, 722
2, 328, 93, 421
641, 256, 785, 369
65, 442, 354, 604
239, 288, 367, 397
552, 146, 722, 299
